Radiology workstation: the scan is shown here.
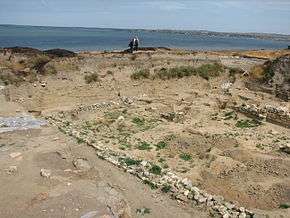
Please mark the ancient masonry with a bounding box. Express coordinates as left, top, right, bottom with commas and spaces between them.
234, 104, 290, 128
45, 101, 256, 218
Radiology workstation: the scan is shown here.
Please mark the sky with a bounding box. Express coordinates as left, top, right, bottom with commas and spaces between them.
0, 0, 290, 34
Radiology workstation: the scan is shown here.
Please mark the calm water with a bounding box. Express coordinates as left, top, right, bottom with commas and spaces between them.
0, 25, 290, 51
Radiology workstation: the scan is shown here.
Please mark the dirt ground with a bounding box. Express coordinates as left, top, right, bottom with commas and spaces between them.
0, 48, 290, 217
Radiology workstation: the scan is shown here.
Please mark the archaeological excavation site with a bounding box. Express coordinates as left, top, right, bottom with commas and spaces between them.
0, 47, 290, 218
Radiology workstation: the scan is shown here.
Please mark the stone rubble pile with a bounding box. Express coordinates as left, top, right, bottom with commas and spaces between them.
71, 101, 117, 115
46, 114, 256, 218
234, 104, 290, 128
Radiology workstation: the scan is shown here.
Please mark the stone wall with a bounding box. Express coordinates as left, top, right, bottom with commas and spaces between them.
234, 104, 290, 128
45, 113, 255, 218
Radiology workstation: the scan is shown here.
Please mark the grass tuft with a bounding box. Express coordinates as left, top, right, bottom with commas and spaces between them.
195, 63, 224, 80
143, 180, 158, 189
120, 157, 141, 166
84, 72, 99, 84
132, 117, 145, 127
155, 141, 167, 150
179, 153, 192, 161
279, 203, 290, 209
131, 69, 150, 80
149, 164, 162, 175
137, 141, 152, 150
161, 184, 172, 193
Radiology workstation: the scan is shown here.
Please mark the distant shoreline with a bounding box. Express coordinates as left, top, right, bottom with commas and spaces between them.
1, 24, 290, 42
0, 24, 290, 40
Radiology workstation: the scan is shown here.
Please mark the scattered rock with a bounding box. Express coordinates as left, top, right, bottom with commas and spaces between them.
73, 158, 91, 172
9, 152, 22, 159
80, 210, 99, 218
41, 82, 46, 87
176, 193, 189, 202
280, 144, 290, 154
40, 169, 51, 178
6, 166, 18, 175
160, 112, 176, 121
238, 212, 247, 218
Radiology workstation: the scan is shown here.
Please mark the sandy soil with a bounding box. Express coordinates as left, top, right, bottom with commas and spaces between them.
0, 48, 290, 217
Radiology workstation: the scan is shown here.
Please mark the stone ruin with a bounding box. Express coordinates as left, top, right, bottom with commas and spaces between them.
234, 104, 290, 128
266, 55, 290, 101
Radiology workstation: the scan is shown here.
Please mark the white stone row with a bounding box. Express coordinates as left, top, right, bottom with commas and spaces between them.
46, 115, 255, 218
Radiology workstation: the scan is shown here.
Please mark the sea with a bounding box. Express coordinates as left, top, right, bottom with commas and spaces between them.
0, 25, 290, 52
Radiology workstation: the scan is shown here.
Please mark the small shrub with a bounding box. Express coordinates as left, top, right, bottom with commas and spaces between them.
155, 141, 167, 150
180, 153, 192, 161
132, 117, 145, 127
279, 203, 290, 209
143, 180, 158, 189
161, 184, 171, 193
229, 67, 244, 76
76, 138, 85, 144
195, 63, 224, 80
137, 141, 152, 150
131, 69, 150, 80
0, 72, 24, 85
229, 67, 244, 83
152, 63, 224, 80
29, 55, 51, 72
105, 111, 123, 121
235, 119, 261, 128
250, 62, 274, 82
119, 143, 132, 150
44, 63, 57, 74
120, 157, 141, 166
250, 65, 266, 80
149, 164, 162, 175
84, 72, 99, 84
153, 66, 196, 80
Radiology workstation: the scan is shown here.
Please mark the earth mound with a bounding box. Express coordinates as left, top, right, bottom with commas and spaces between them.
44, 48, 77, 58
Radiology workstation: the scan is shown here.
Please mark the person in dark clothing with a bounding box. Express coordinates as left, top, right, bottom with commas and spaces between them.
129, 39, 134, 53
134, 36, 139, 51
128, 36, 139, 53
